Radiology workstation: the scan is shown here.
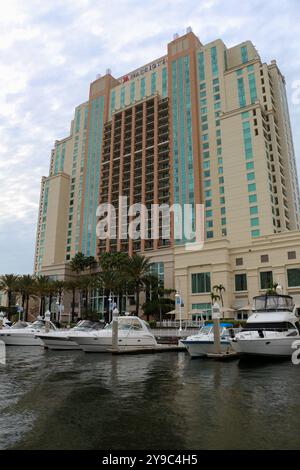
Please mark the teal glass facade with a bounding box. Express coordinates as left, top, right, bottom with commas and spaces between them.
130, 82, 135, 103
211, 46, 219, 77
82, 95, 105, 256
172, 55, 195, 242
151, 72, 157, 95
241, 45, 248, 63
198, 51, 205, 82
140, 77, 146, 99
238, 78, 246, 107
248, 73, 257, 103
162, 67, 168, 97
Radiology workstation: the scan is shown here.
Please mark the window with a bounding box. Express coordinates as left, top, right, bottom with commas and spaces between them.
191, 273, 211, 293
260, 271, 273, 289
120, 87, 125, 107
248, 73, 257, 104
261, 254, 269, 263
235, 274, 247, 291
130, 82, 135, 103
237, 77, 246, 107
250, 206, 258, 215
162, 67, 167, 97
249, 194, 257, 204
287, 269, 300, 287
211, 46, 219, 77
241, 45, 248, 63
248, 183, 256, 192
140, 77, 146, 99
251, 229, 260, 238
251, 217, 259, 227
247, 172, 255, 181
288, 251, 296, 260
207, 231, 214, 239
236, 258, 243, 266
198, 51, 205, 81
151, 72, 157, 95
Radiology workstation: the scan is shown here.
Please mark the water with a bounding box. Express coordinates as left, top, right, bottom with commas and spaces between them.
0, 347, 299, 450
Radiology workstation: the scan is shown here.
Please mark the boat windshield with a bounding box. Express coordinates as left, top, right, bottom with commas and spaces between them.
253, 295, 294, 312
199, 325, 213, 335
243, 322, 296, 332
105, 318, 143, 331
11, 321, 29, 329
73, 320, 104, 331
30, 320, 55, 330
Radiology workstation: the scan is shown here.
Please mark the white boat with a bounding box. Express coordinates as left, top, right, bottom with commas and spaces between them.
0, 319, 56, 346
231, 295, 300, 357
37, 320, 106, 350
69, 316, 158, 352
181, 323, 236, 357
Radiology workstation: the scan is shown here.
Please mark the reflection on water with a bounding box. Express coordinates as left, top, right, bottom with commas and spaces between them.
0, 348, 299, 450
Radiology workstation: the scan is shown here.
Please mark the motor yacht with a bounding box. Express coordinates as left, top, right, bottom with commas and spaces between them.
0, 319, 56, 346
37, 320, 106, 350
69, 316, 157, 352
181, 323, 236, 357
231, 294, 300, 357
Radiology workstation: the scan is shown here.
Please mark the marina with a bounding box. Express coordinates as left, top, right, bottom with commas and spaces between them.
0, 347, 299, 450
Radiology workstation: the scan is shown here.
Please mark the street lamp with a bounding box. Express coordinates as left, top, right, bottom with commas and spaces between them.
175, 292, 182, 333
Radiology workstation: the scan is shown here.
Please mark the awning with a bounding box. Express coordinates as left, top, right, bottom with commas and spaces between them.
238, 304, 253, 311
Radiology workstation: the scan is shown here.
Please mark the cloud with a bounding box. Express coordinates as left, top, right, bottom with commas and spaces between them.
0, 0, 300, 274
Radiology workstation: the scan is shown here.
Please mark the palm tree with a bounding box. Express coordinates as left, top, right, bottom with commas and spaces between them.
96, 270, 120, 322
64, 279, 79, 323
126, 254, 153, 316
85, 256, 97, 274
267, 282, 279, 295
98, 252, 131, 321
16, 275, 36, 321
69, 252, 88, 274
34, 275, 52, 316
210, 291, 220, 303
213, 284, 225, 307
0, 274, 19, 311
52, 280, 65, 322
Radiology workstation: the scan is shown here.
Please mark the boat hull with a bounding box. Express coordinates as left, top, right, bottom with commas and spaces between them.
0, 333, 44, 346
182, 340, 232, 357
38, 336, 80, 350
71, 334, 157, 352
236, 337, 298, 357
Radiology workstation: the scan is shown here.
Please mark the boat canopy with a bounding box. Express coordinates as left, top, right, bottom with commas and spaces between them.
253, 295, 294, 312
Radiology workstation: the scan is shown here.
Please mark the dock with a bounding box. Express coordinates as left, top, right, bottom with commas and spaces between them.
108, 345, 187, 355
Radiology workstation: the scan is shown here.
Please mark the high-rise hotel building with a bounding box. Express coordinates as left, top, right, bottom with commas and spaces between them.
35, 29, 300, 317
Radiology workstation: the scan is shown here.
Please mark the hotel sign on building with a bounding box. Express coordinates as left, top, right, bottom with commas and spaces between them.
118, 56, 168, 83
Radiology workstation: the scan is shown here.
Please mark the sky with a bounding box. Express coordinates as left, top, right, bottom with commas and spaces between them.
0, 0, 300, 274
